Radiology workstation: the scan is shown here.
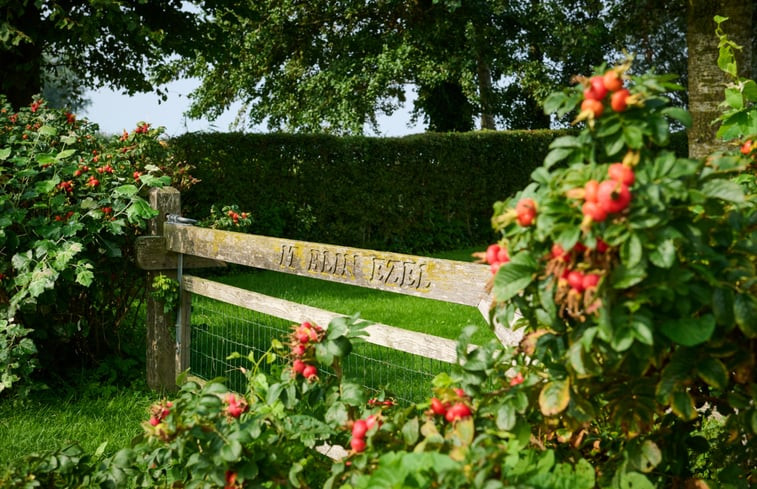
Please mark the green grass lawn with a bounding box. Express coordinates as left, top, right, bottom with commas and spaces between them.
0, 387, 159, 468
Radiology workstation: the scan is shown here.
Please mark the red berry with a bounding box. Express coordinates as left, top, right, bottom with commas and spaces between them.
584, 180, 600, 203
352, 419, 368, 438
454, 388, 466, 398
603, 70, 623, 92
608, 163, 635, 186
490, 262, 502, 275
509, 372, 525, 386
581, 98, 604, 118
350, 436, 366, 452
595, 239, 609, 253
485, 244, 501, 265
610, 88, 630, 112
551, 243, 568, 261
149, 416, 160, 426
365, 415, 378, 430
227, 404, 243, 418
292, 344, 306, 357
515, 198, 537, 227
293, 359, 306, 374
589, 75, 608, 100
597, 180, 631, 214
582, 273, 600, 289
497, 247, 509, 264
444, 402, 471, 422
303, 364, 318, 380
582, 201, 608, 223
567, 270, 585, 292
741, 140, 753, 155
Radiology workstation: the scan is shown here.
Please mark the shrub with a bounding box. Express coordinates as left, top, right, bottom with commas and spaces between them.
0, 97, 192, 392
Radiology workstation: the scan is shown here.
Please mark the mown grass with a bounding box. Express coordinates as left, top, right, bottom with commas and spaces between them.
0, 386, 159, 468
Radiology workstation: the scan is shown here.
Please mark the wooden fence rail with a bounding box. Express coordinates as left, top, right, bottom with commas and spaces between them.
138, 187, 517, 391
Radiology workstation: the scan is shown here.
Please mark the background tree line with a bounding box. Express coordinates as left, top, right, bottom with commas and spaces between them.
0, 1, 754, 151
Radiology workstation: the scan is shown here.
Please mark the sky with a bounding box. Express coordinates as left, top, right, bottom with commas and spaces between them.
83, 78, 422, 138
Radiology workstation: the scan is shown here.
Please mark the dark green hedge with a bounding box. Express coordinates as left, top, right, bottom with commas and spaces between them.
171, 130, 689, 254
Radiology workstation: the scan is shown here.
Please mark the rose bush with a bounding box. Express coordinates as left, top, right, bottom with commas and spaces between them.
0, 96, 194, 392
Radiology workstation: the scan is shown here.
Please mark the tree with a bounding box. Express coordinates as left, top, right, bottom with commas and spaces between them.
0, 0, 203, 110
686, 0, 754, 158
176, 0, 692, 134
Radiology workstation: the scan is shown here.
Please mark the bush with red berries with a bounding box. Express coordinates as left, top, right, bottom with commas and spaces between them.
0, 95, 196, 393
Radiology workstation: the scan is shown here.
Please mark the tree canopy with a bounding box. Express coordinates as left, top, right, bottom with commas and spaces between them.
173, 0, 689, 134
0, 0, 203, 110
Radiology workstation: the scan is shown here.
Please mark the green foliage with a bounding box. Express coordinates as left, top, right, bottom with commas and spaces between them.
174, 0, 688, 132
712, 16, 757, 141
0, 96, 191, 393
174, 130, 563, 253
0, 0, 204, 108
196, 204, 254, 232
150, 275, 180, 315
487, 58, 756, 487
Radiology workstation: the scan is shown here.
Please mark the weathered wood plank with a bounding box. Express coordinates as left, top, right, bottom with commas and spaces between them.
183, 275, 462, 363
166, 224, 492, 308
135, 236, 227, 270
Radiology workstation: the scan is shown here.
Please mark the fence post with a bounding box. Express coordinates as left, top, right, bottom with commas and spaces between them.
145, 186, 181, 391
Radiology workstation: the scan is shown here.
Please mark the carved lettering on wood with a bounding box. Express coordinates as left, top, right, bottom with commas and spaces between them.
369, 257, 431, 290
279, 244, 296, 269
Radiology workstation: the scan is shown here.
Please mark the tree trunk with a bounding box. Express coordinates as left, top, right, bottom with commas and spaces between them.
476, 57, 496, 130
687, 0, 753, 158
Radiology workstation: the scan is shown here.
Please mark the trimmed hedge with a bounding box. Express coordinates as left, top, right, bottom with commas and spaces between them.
171, 130, 688, 254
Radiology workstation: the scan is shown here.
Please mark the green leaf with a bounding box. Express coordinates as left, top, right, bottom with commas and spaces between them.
496, 403, 516, 431
671, 391, 697, 421
401, 417, 419, 445
543, 92, 568, 115
734, 293, 757, 337
742, 79, 757, 102
649, 239, 675, 269
701, 179, 745, 203
493, 251, 538, 302
38, 125, 57, 136
662, 107, 692, 128
621, 233, 642, 268
36, 153, 56, 165
631, 440, 662, 473
623, 125, 643, 149
539, 378, 570, 416
55, 149, 76, 160
660, 315, 716, 346
696, 357, 728, 390
724, 87, 743, 109
619, 471, 655, 489
339, 382, 366, 406
712, 288, 735, 326
220, 440, 242, 462
0, 148, 10, 160
544, 148, 574, 169
114, 184, 139, 196
610, 264, 646, 289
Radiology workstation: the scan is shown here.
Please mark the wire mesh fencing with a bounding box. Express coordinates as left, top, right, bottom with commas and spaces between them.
188, 295, 452, 404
